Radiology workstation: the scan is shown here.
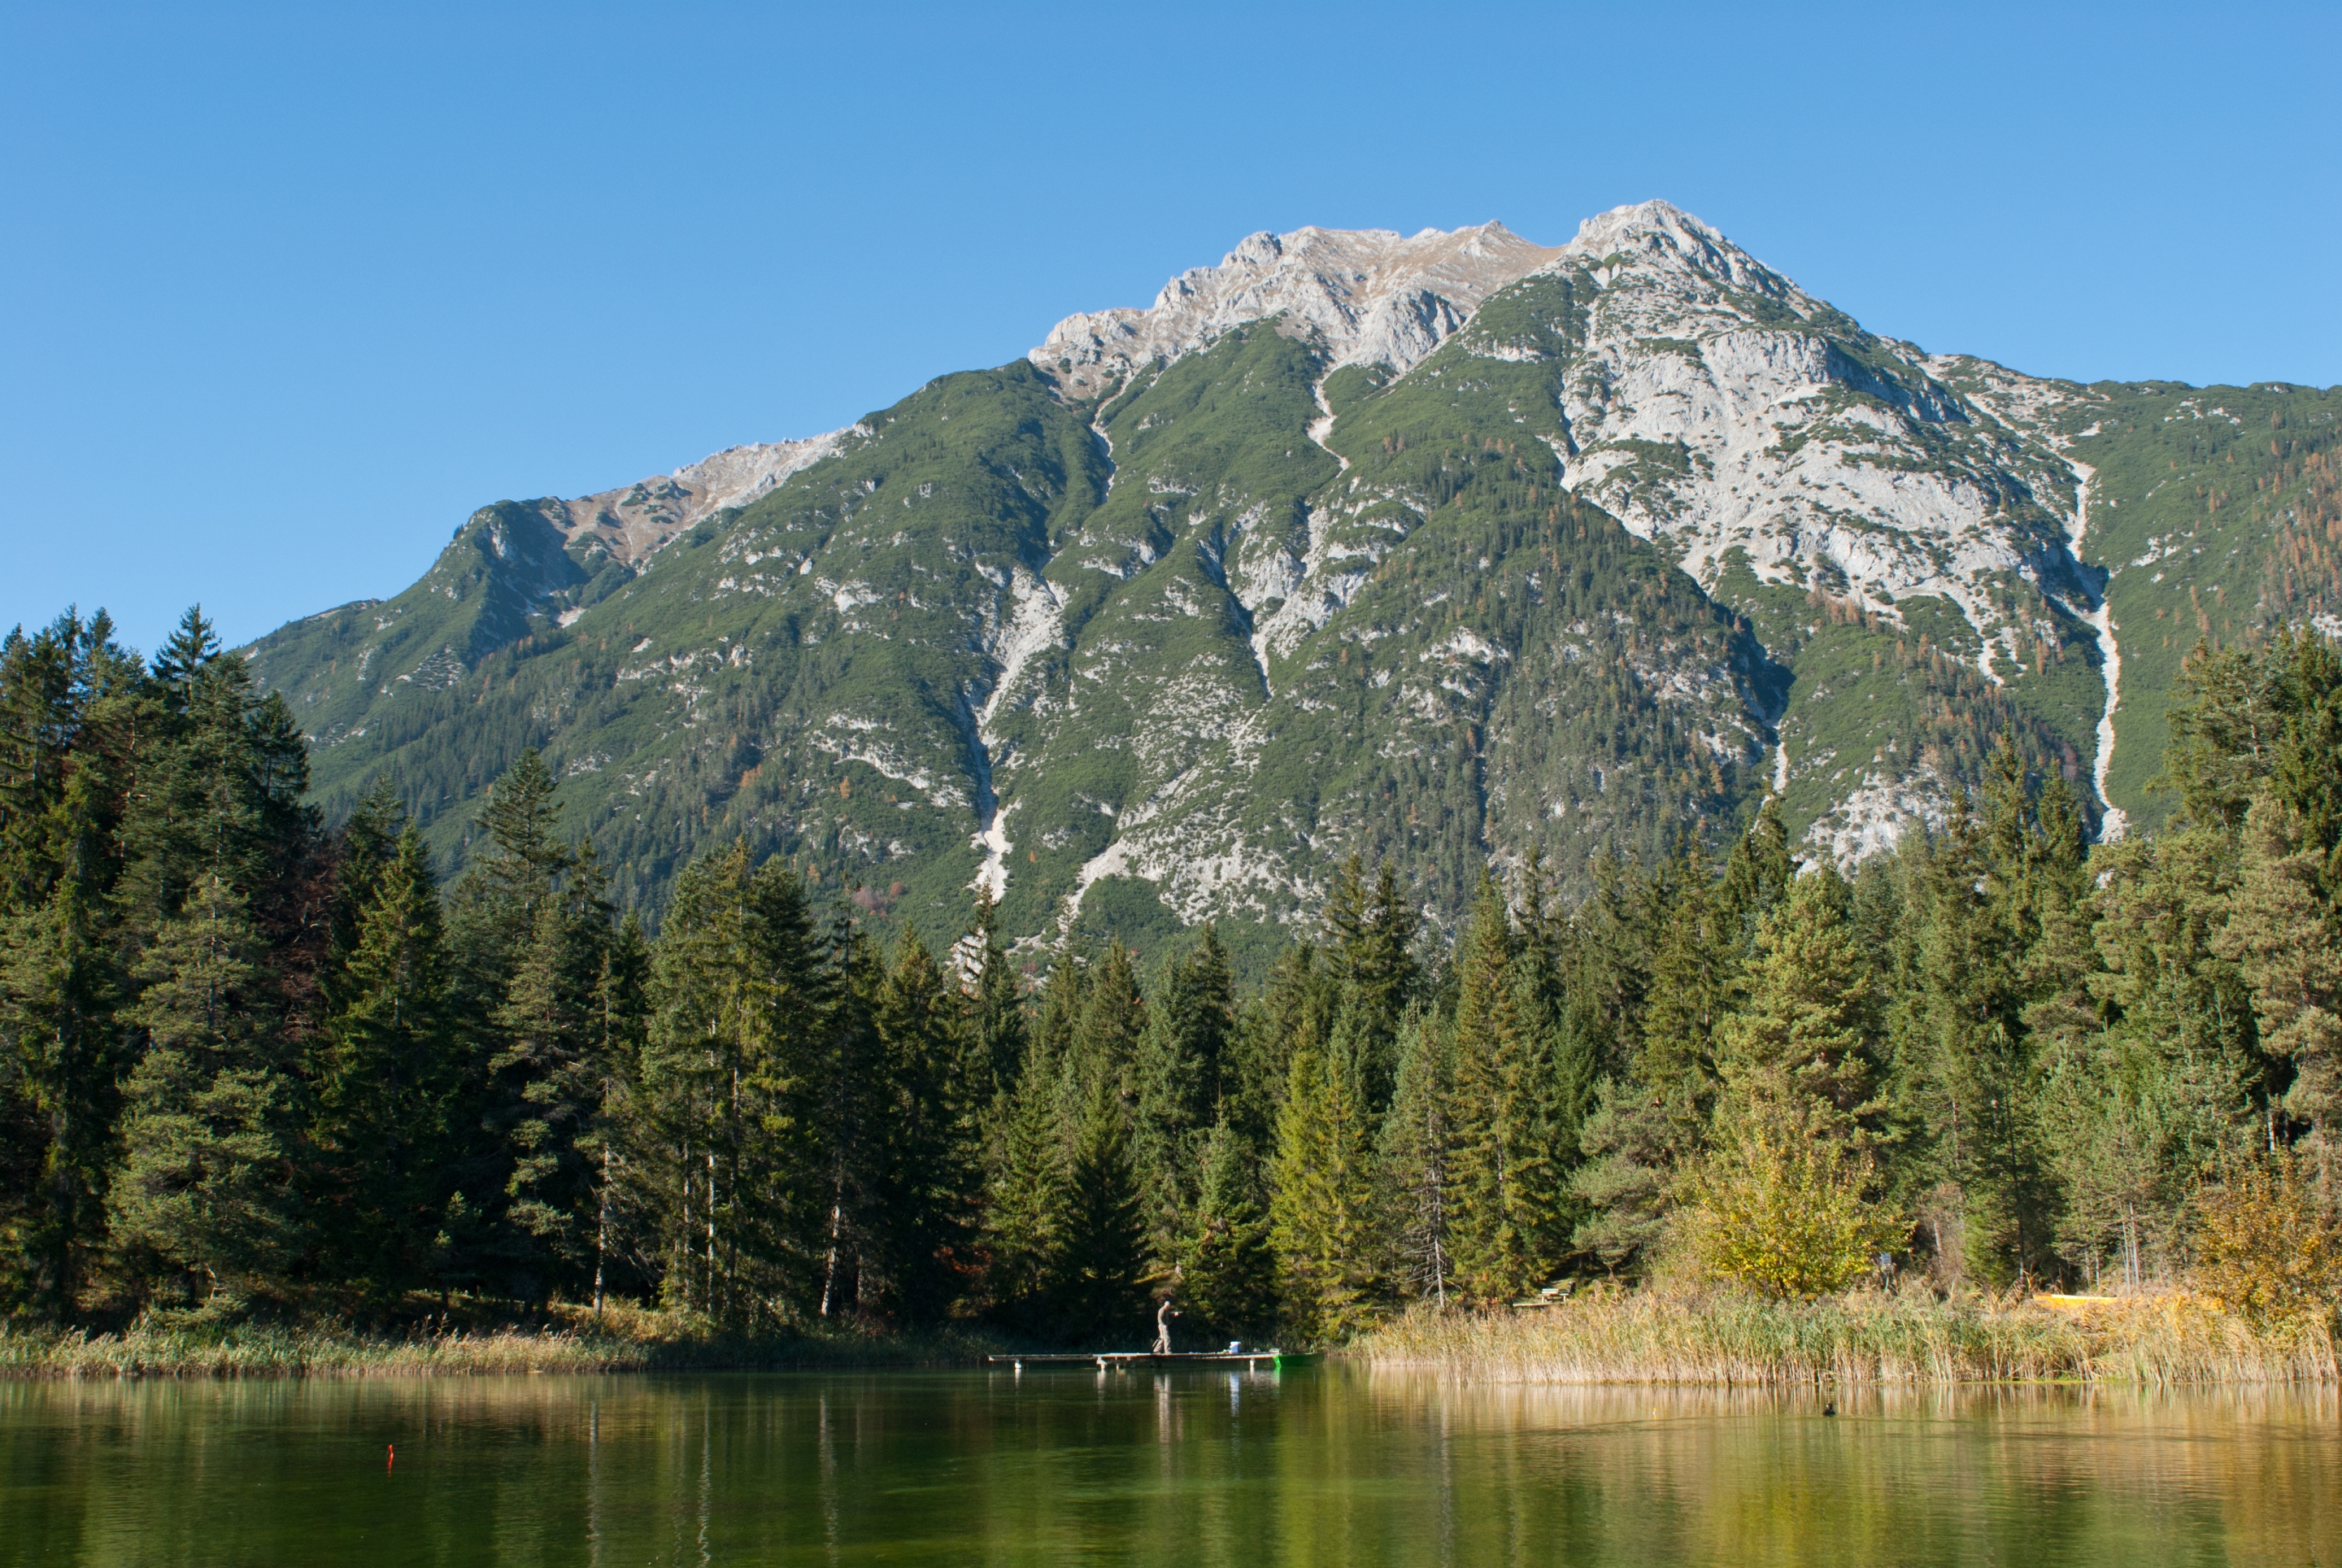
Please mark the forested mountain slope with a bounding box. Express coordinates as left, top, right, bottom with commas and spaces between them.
239, 203, 2342, 952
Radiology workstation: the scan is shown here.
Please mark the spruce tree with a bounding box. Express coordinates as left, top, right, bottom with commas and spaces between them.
871, 926, 977, 1322
490, 852, 614, 1301
1268, 1001, 1379, 1339
814, 924, 886, 1318
983, 1019, 1069, 1330
1048, 1074, 1149, 1344
586, 912, 651, 1310
1178, 1118, 1278, 1342
1447, 875, 1566, 1302
1567, 842, 1724, 1276
1377, 1005, 1456, 1304
965, 886, 1026, 1105
1133, 926, 1234, 1258
107, 876, 304, 1305
1324, 856, 1418, 1105
311, 828, 455, 1300
642, 842, 827, 1324
114, 611, 308, 935
2214, 796, 2341, 1169
1228, 946, 1335, 1154
1712, 867, 1882, 1147
1072, 939, 1145, 1100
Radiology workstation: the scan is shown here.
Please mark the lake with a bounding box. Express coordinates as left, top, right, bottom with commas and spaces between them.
2, 1367, 2335, 1565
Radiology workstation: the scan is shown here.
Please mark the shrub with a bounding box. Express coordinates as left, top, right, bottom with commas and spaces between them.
1674, 1127, 1908, 1300
2191, 1151, 2342, 1325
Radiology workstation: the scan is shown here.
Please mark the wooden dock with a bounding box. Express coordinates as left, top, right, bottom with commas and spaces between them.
988, 1349, 1300, 1371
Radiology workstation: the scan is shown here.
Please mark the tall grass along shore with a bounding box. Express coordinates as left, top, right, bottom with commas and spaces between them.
14, 1290, 2336, 1386
1356, 1291, 2340, 1387
0, 1304, 1006, 1381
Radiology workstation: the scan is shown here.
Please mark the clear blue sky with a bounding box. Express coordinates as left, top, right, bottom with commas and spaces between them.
5, 2, 2336, 656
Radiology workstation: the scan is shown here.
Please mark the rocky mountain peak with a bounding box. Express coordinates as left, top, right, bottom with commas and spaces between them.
1032, 218, 1562, 397
1549, 199, 1805, 304
544, 431, 849, 568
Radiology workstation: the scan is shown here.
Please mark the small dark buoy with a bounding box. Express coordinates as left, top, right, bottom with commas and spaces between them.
1822, 1402, 1837, 1418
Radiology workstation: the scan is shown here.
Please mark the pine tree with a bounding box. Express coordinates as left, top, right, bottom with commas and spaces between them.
1072, 940, 1145, 1100
1268, 1001, 1379, 1339
444, 749, 583, 1270
2065, 830, 2258, 1281
1895, 785, 2046, 1286
1446, 875, 1567, 1301
1376, 1005, 1456, 1304
490, 851, 614, 1302
641, 841, 828, 1325
1712, 867, 1882, 1147
0, 610, 134, 913
107, 876, 304, 1305
1133, 926, 1234, 1258
586, 912, 651, 1310
871, 926, 978, 1322
1324, 856, 1418, 1106
114, 610, 307, 934
1048, 1074, 1149, 1344
311, 827, 455, 1300
814, 923, 886, 1318
1553, 850, 1659, 1097
1228, 946, 1335, 1154
965, 886, 1026, 1105
1178, 1118, 1278, 1342
2214, 796, 2342, 1174
1566, 842, 1727, 1275
983, 1019, 1070, 1330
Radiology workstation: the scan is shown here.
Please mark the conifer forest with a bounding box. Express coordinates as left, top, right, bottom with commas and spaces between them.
4, 604, 2339, 1346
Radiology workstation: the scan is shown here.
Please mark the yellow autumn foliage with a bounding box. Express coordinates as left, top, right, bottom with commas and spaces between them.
1675, 1127, 1909, 1300
2192, 1152, 2342, 1325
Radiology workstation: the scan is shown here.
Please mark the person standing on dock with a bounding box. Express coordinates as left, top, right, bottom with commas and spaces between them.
1153, 1298, 1179, 1355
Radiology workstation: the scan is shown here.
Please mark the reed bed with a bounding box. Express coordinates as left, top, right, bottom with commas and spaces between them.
0, 1304, 1007, 1380
1353, 1289, 2340, 1387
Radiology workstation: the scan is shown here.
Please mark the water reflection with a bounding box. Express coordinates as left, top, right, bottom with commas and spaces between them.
0, 1370, 2334, 1566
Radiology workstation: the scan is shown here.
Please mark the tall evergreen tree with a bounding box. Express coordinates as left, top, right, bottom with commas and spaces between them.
813, 922, 886, 1318
1446, 875, 1567, 1301
642, 841, 827, 1325
1269, 1000, 1380, 1339
1712, 867, 1883, 1148
490, 850, 616, 1302
1072, 940, 1145, 1100
1377, 1005, 1456, 1304
870, 926, 979, 1322
1133, 926, 1234, 1258
964, 886, 1026, 1105
983, 1013, 1070, 1331
1048, 1074, 1151, 1344
2214, 797, 2342, 1174
310, 827, 455, 1299
1178, 1118, 1278, 1342
107, 876, 304, 1304
1325, 856, 1420, 1105
586, 912, 651, 1310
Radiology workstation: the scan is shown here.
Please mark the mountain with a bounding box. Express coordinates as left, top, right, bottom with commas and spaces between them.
240, 201, 2342, 962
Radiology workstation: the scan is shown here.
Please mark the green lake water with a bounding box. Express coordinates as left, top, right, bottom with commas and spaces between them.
2, 1368, 2335, 1566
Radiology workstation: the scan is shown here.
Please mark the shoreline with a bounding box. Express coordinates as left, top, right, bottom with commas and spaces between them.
0, 1311, 1012, 1381
8, 1291, 2335, 1386
1352, 1290, 2340, 1387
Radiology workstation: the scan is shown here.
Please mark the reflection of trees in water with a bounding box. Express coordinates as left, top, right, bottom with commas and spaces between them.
1, 1375, 2336, 1565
